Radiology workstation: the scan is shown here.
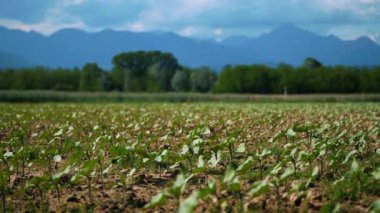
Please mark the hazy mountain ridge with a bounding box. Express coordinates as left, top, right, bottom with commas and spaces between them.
0, 24, 379, 70
221, 24, 380, 66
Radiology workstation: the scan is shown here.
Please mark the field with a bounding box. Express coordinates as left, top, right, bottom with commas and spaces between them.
0, 103, 379, 212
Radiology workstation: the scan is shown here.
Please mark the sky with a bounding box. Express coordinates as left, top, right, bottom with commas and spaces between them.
0, 0, 379, 43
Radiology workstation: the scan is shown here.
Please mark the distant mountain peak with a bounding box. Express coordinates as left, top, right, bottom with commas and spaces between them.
271, 24, 315, 36
327, 34, 339, 39
275, 23, 299, 31
52, 28, 87, 37
221, 35, 252, 47
355, 36, 378, 46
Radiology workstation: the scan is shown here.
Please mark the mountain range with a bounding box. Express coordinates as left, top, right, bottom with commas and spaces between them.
0, 24, 380, 70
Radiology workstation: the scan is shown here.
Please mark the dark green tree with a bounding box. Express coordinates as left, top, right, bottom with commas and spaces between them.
112, 51, 179, 92
302, 57, 322, 69
190, 67, 217, 93
171, 69, 191, 92
213, 65, 245, 93
79, 63, 104, 91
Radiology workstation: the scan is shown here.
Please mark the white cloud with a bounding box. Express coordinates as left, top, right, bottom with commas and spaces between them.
313, 0, 380, 16
178, 26, 199, 37
61, 0, 87, 6
0, 0, 89, 35
213, 28, 223, 36
369, 32, 380, 44
128, 22, 147, 32
0, 18, 85, 35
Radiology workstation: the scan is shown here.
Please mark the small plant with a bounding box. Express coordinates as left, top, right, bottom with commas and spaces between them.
145, 173, 193, 209
51, 165, 71, 207
71, 160, 97, 204
0, 169, 9, 213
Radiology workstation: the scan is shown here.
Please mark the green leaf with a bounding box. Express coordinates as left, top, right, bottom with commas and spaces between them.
167, 174, 193, 197
52, 166, 70, 181
297, 151, 309, 162
3, 151, 14, 159
306, 166, 320, 187
202, 127, 211, 136
258, 149, 271, 158
178, 191, 200, 213
180, 145, 189, 155
311, 166, 319, 178
270, 164, 282, 176
53, 155, 62, 163
154, 155, 163, 162
223, 166, 236, 183
194, 180, 215, 200
320, 202, 341, 213
280, 167, 294, 180
192, 138, 203, 147
286, 129, 296, 137
290, 148, 298, 158
228, 176, 241, 192
236, 156, 254, 175
351, 159, 360, 173
128, 168, 136, 178
170, 162, 181, 169
54, 129, 64, 137
192, 146, 200, 155
194, 155, 205, 174
208, 151, 221, 168
248, 179, 269, 197
372, 168, 380, 179
81, 159, 97, 176
342, 150, 358, 164
102, 164, 112, 175
197, 155, 205, 168
145, 191, 167, 208
27, 176, 43, 187
370, 199, 380, 213
236, 143, 246, 153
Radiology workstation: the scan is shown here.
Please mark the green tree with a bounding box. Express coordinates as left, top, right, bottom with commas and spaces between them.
79, 63, 104, 91
171, 69, 191, 92
243, 65, 272, 93
276, 63, 293, 94
213, 65, 245, 93
190, 67, 217, 93
112, 51, 179, 92
302, 57, 322, 69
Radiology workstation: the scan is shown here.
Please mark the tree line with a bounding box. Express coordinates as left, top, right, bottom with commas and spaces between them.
0, 52, 379, 93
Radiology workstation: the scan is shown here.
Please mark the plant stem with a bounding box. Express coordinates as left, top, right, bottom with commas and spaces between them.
259, 159, 263, 180
55, 184, 60, 208
159, 164, 161, 180
292, 159, 297, 177
187, 157, 193, 172
238, 192, 244, 213
1, 189, 5, 213
37, 186, 43, 207
308, 157, 312, 176
320, 158, 324, 177
228, 144, 233, 164
88, 177, 93, 204
275, 184, 281, 213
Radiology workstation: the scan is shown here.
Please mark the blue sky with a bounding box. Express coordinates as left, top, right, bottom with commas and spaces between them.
0, 0, 379, 42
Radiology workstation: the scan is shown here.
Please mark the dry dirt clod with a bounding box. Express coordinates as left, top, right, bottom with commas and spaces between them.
67, 196, 79, 203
